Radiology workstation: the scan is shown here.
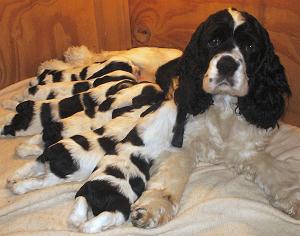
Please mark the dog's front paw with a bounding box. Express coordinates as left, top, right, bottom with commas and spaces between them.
247, 157, 300, 219
270, 190, 300, 219
131, 190, 178, 228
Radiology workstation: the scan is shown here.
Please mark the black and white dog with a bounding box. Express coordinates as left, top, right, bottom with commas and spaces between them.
3, 8, 299, 233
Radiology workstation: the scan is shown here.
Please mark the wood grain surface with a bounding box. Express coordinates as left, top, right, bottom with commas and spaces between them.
129, 0, 300, 126
0, 0, 131, 89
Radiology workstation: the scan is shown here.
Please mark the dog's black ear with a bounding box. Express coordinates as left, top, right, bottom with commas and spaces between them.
238, 23, 291, 129
175, 23, 213, 116
171, 23, 214, 147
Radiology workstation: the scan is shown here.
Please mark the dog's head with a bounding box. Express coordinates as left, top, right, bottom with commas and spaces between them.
175, 8, 291, 129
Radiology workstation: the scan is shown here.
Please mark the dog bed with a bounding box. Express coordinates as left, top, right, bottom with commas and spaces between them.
0, 79, 300, 236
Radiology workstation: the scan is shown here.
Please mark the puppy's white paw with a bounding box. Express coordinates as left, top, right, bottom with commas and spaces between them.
131, 190, 177, 228
12, 94, 25, 102
69, 212, 88, 228
79, 211, 125, 233
68, 197, 89, 227
16, 143, 43, 159
1, 99, 19, 110
6, 176, 18, 189
7, 179, 28, 194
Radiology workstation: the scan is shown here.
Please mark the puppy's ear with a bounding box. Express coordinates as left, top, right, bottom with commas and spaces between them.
175, 23, 213, 116
238, 25, 291, 129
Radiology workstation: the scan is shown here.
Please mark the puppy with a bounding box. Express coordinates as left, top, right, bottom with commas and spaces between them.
0, 75, 161, 137
132, 7, 298, 229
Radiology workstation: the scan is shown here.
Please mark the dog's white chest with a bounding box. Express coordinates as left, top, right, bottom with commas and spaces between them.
183, 101, 273, 165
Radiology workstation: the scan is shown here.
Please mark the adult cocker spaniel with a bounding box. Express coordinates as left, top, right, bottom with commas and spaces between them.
3, 8, 299, 233
131, 7, 299, 229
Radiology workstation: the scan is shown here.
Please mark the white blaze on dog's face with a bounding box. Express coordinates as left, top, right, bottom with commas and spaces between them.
202, 8, 250, 97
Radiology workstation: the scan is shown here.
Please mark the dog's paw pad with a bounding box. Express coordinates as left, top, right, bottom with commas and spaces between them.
270, 192, 300, 219
131, 207, 155, 228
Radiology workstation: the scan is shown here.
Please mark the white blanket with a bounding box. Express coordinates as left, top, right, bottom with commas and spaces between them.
0, 79, 300, 236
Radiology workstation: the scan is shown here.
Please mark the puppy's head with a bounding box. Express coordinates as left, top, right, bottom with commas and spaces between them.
175, 8, 291, 129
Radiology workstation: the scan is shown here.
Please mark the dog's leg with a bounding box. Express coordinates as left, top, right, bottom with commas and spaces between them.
16, 134, 44, 158
1, 99, 20, 110
8, 172, 65, 194
131, 148, 194, 228
69, 196, 89, 227
238, 153, 300, 219
79, 211, 125, 233
7, 160, 45, 186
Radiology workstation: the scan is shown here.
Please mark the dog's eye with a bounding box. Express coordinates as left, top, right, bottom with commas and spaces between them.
208, 38, 221, 48
245, 44, 256, 53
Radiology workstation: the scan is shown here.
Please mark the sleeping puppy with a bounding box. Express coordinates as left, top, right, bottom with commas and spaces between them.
0, 76, 162, 137
63, 46, 183, 83
16, 82, 163, 158
1, 58, 140, 110
29, 55, 140, 87
2, 46, 182, 109
6, 104, 153, 194
23, 71, 137, 102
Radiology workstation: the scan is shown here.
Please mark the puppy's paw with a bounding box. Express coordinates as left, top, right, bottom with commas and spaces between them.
69, 212, 88, 228
12, 94, 25, 102
131, 190, 177, 228
16, 143, 43, 159
79, 211, 125, 233
1, 99, 19, 110
6, 177, 18, 189
6, 179, 28, 194
68, 196, 89, 227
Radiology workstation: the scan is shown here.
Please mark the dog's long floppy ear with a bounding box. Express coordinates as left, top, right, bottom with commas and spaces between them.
171, 23, 214, 147
175, 23, 213, 116
238, 18, 291, 129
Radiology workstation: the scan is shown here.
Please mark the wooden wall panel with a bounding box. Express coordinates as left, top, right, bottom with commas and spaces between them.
94, 0, 132, 51
129, 0, 300, 127
0, 0, 131, 89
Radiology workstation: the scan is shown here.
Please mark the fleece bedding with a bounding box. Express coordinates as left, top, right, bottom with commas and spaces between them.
0, 79, 300, 236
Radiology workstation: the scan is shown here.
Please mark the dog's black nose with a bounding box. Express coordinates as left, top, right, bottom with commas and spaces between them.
217, 56, 239, 77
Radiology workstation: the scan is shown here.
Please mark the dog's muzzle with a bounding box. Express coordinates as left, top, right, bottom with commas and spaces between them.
203, 49, 248, 96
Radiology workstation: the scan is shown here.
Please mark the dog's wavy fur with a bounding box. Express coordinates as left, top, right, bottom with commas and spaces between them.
2, 8, 299, 234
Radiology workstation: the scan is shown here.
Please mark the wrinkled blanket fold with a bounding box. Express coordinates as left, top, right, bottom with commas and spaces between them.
0, 79, 300, 235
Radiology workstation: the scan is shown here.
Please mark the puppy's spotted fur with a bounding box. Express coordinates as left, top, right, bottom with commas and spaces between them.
0, 76, 162, 138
